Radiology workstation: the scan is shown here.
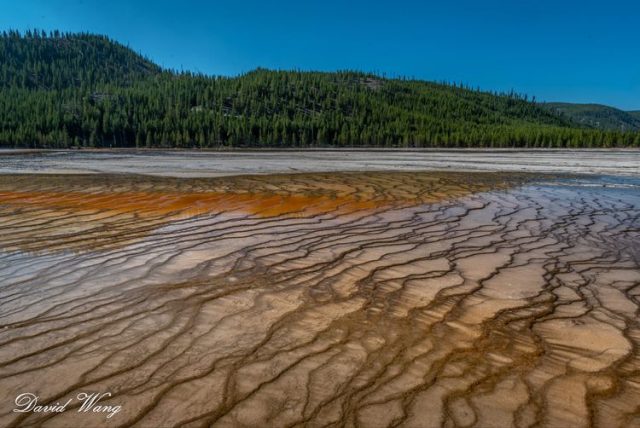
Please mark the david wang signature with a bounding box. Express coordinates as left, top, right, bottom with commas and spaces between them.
14, 392, 121, 419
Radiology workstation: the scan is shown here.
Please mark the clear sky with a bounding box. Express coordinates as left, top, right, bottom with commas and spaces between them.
1, 0, 639, 110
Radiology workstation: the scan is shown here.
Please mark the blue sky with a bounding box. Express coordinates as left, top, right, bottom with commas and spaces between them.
2, 0, 639, 110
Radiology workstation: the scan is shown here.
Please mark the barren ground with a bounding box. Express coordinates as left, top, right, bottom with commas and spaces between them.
0, 149, 638, 177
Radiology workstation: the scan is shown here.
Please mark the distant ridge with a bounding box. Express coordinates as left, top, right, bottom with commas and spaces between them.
0, 30, 638, 148
628, 111, 640, 121
542, 102, 640, 132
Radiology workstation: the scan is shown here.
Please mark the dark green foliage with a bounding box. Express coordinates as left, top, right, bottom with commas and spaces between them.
628, 111, 640, 121
543, 102, 640, 132
0, 29, 160, 89
1, 31, 638, 148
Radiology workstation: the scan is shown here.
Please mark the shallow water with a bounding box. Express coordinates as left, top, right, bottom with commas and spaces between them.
0, 171, 638, 427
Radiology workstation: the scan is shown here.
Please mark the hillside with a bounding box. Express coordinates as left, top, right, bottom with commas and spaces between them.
0, 31, 638, 148
0, 29, 160, 89
543, 102, 640, 132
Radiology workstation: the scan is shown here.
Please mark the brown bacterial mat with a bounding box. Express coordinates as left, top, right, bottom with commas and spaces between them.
0, 171, 638, 428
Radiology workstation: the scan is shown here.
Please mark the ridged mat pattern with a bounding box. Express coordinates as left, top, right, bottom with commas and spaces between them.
0, 172, 638, 428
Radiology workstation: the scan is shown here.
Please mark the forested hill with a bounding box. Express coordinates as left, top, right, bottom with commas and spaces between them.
1, 31, 638, 148
0, 30, 160, 89
542, 102, 640, 132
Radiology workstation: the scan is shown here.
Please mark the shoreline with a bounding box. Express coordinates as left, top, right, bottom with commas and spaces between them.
0, 149, 637, 178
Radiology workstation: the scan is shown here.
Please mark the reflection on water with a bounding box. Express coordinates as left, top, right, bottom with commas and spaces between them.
0, 171, 638, 428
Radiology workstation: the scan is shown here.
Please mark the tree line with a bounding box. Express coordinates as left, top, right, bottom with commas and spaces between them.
1, 31, 638, 148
